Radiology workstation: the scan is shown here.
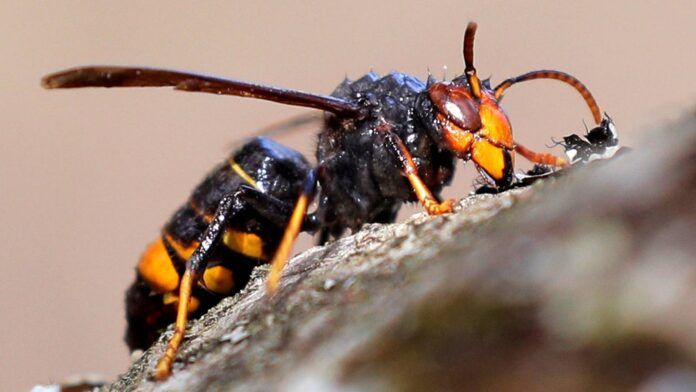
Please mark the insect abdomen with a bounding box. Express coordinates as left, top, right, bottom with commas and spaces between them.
126, 137, 311, 350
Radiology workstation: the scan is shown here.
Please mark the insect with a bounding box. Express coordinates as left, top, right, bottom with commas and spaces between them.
42, 22, 604, 380
475, 116, 620, 194
560, 115, 619, 164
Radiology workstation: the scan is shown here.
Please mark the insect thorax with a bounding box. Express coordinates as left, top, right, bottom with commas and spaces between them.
315, 72, 456, 234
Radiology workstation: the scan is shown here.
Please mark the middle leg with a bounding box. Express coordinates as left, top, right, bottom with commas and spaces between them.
265, 169, 318, 294
154, 192, 238, 380
154, 185, 302, 379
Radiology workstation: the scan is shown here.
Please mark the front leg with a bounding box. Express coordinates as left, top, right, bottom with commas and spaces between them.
383, 130, 454, 215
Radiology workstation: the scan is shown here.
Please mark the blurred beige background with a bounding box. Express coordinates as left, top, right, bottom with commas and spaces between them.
1, 1, 694, 390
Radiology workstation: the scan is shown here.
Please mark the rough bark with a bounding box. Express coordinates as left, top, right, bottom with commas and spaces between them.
104, 112, 695, 392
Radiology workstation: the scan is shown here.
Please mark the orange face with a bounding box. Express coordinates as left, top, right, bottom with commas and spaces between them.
429, 81, 514, 186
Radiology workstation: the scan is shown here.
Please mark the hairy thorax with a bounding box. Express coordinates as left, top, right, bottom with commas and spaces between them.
315, 72, 456, 236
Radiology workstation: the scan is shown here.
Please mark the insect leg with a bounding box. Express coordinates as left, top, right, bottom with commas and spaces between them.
514, 144, 569, 167
266, 169, 318, 295
383, 131, 455, 215
154, 193, 237, 380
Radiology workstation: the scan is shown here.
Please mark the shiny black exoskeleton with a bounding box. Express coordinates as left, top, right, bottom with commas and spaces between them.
315, 72, 455, 236
561, 116, 619, 164
124, 71, 456, 349
42, 23, 611, 378
125, 137, 312, 350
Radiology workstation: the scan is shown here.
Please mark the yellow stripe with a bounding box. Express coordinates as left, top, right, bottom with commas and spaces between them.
223, 228, 265, 259
228, 158, 259, 189
203, 265, 235, 294
138, 238, 180, 294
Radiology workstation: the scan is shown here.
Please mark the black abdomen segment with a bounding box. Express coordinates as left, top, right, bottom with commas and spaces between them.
167, 136, 312, 249
126, 137, 312, 350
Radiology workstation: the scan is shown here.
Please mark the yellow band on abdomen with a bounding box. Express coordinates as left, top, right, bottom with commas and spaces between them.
228, 158, 259, 189
138, 238, 180, 294
222, 229, 265, 259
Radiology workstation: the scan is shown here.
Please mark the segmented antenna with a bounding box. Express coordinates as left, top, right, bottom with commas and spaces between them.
494, 70, 602, 124
463, 22, 481, 98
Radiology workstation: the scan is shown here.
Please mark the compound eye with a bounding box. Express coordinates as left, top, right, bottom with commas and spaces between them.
429, 83, 482, 131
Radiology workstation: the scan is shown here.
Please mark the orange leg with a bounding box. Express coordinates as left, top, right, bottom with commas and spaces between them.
155, 270, 196, 380
154, 193, 238, 380
266, 170, 317, 295
514, 144, 569, 167
406, 173, 455, 215
384, 131, 454, 215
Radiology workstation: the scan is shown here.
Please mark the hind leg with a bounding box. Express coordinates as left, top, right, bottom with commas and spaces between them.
153, 192, 239, 380
153, 187, 303, 379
